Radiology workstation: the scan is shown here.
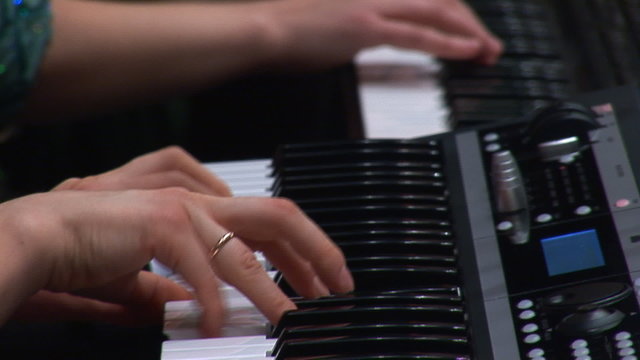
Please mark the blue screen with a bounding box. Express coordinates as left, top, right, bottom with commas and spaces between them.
541, 229, 605, 276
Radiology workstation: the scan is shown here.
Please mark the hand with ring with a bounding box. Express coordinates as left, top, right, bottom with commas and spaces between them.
2, 147, 354, 337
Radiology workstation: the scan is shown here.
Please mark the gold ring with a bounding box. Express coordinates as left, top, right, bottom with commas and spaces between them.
209, 232, 235, 260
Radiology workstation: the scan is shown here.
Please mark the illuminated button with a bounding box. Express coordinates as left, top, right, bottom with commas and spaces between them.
497, 221, 513, 231
616, 331, 632, 341
535, 213, 553, 223
575, 356, 591, 360
522, 323, 539, 333
634, 278, 640, 288
519, 310, 536, 320
617, 340, 633, 349
517, 299, 534, 309
531, 357, 546, 360
571, 339, 588, 349
620, 348, 636, 356
622, 356, 638, 360
485, 143, 501, 152
616, 198, 631, 208
527, 348, 544, 358
573, 348, 589, 357
575, 205, 592, 215
524, 334, 541, 344
484, 133, 499, 142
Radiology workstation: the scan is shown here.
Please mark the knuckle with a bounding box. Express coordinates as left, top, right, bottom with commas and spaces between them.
236, 249, 265, 276
265, 197, 302, 217
54, 177, 82, 190
147, 189, 193, 227
159, 145, 190, 161
71, 175, 100, 190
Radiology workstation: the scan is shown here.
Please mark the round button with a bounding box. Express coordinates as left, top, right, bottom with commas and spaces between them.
519, 310, 536, 320
485, 143, 501, 152
573, 347, 589, 357
524, 333, 541, 344
617, 339, 633, 349
484, 133, 499, 142
575, 356, 591, 360
517, 299, 534, 309
497, 221, 513, 231
571, 339, 588, 349
522, 323, 539, 333
620, 348, 636, 356
616, 198, 631, 208
616, 332, 632, 341
527, 348, 544, 358
535, 213, 553, 223
575, 205, 592, 215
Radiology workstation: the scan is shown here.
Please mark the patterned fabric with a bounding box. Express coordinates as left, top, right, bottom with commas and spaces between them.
0, 0, 51, 120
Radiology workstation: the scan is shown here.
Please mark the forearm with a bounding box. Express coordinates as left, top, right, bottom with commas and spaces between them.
21, 0, 282, 121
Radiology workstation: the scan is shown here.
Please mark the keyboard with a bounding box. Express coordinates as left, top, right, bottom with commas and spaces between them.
161, 86, 640, 359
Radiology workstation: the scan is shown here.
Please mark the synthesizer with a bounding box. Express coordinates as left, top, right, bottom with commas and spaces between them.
162, 85, 640, 359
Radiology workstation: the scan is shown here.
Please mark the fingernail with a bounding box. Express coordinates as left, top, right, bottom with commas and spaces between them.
337, 265, 354, 293
312, 276, 330, 298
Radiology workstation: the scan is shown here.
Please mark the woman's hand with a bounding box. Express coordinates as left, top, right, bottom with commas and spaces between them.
2, 188, 353, 337
263, 0, 503, 68
53, 146, 232, 196
5, 146, 352, 336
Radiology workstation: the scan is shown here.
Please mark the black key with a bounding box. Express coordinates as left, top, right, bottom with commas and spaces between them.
293, 293, 463, 309
274, 179, 447, 198
294, 194, 449, 210
272, 161, 443, 178
337, 239, 456, 257
272, 322, 467, 356
273, 336, 470, 359
306, 204, 450, 224
274, 305, 465, 335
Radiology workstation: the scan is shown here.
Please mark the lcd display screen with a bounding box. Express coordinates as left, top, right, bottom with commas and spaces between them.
541, 229, 605, 276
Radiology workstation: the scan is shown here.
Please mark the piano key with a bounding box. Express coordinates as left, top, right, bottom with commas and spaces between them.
444, 58, 567, 80
272, 336, 470, 359
273, 322, 467, 352
345, 255, 456, 268
271, 161, 443, 177
162, 335, 275, 360
273, 169, 444, 187
293, 194, 450, 209
336, 239, 456, 257
275, 138, 440, 152
272, 148, 444, 168
304, 204, 450, 223
355, 46, 449, 139
320, 220, 453, 236
293, 293, 463, 308
276, 267, 461, 297
272, 305, 465, 334
445, 78, 569, 99
204, 159, 273, 197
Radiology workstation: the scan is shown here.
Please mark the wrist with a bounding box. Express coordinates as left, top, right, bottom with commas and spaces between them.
0, 198, 51, 325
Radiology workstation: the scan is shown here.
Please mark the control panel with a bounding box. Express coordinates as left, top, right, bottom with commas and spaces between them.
457, 87, 640, 360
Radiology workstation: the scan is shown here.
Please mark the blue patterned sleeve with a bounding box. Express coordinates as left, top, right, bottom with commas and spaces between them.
0, 0, 51, 120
